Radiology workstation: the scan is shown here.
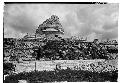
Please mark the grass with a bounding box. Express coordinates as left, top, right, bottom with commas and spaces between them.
4, 68, 118, 83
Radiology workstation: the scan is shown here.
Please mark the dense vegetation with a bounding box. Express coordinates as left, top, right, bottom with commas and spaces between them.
4, 68, 118, 83
4, 63, 15, 75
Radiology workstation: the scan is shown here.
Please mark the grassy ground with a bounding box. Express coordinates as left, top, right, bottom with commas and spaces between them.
14, 59, 117, 73
4, 68, 118, 83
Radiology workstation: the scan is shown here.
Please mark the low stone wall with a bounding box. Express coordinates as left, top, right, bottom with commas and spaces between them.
14, 59, 118, 73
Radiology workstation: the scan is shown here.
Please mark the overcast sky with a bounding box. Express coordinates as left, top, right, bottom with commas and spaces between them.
4, 3, 119, 41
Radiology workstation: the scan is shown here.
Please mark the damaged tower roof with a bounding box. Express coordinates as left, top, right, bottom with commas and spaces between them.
36, 15, 64, 35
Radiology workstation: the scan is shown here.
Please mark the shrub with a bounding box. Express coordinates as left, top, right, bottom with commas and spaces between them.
4, 63, 15, 75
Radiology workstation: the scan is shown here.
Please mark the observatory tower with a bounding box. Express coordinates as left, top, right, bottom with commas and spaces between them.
35, 15, 64, 39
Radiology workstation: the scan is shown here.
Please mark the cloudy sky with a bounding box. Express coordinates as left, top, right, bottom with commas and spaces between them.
4, 3, 119, 41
